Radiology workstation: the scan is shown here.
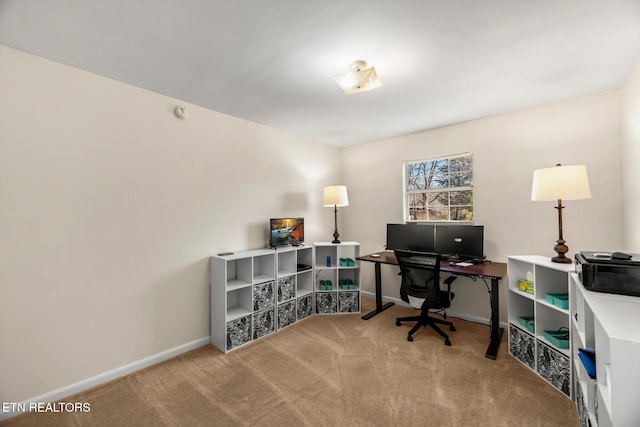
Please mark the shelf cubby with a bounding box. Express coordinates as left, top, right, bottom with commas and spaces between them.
277, 250, 297, 277
314, 245, 337, 269
253, 253, 275, 283
227, 287, 253, 321
226, 257, 252, 290
297, 247, 313, 268
296, 270, 313, 296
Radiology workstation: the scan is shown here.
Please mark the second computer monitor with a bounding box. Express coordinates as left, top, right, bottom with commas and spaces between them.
435, 225, 484, 262
386, 223, 435, 252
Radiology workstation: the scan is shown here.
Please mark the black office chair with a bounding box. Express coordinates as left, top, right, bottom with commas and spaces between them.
394, 250, 457, 346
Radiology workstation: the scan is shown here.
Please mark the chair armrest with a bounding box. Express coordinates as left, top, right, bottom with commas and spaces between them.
443, 276, 457, 291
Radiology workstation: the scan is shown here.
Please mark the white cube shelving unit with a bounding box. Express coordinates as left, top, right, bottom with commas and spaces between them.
509, 255, 640, 426
313, 242, 361, 315
211, 245, 314, 353
571, 273, 640, 427
507, 255, 574, 398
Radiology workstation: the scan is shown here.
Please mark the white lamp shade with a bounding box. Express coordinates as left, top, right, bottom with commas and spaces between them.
531, 164, 592, 201
323, 185, 349, 207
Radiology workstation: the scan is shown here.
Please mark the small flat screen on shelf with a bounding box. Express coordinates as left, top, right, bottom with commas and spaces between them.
270, 218, 304, 247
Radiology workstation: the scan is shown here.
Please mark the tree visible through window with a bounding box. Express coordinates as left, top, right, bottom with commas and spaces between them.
403, 153, 473, 222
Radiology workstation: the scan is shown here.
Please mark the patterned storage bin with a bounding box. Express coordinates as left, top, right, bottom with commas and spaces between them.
316, 292, 337, 314
338, 291, 360, 313
277, 300, 296, 329
226, 315, 251, 351
253, 280, 275, 311
509, 324, 535, 370
277, 276, 296, 303
575, 367, 589, 427
297, 294, 313, 320
537, 340, 570, 397
252, 309, 275, 340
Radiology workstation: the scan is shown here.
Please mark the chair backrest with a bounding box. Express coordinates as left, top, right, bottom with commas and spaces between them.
394, 250, 442, 308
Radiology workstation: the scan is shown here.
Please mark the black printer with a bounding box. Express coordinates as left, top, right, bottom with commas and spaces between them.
576, 251, 640, 297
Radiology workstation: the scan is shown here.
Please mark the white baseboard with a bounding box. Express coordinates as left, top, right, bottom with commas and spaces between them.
1, 336, 211, 421
360, 290, 508, 330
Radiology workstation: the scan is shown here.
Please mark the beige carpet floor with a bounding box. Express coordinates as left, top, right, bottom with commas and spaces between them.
4, 297, 578, 426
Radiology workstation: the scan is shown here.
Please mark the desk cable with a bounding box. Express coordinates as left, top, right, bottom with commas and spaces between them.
466, 275, 494, 337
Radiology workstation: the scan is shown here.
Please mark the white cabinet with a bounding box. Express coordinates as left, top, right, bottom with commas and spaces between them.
210, 243, 360, 352
571, 273, 640, 427
507, 256, 574, 397
210, 245, 314, 352
313, 242, 361, 315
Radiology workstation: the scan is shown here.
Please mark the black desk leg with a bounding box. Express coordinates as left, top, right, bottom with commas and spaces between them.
361, 262, 394, 320
485, 277, 504, 360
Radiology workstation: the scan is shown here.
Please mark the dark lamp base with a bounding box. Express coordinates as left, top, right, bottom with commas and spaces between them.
552, 256, 572, 264
552, 239, 572, 263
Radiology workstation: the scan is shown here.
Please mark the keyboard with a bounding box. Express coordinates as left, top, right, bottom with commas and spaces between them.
407, 256, 437, 267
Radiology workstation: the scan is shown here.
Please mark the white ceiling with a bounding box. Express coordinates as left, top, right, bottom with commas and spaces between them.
1, 0, 639, 147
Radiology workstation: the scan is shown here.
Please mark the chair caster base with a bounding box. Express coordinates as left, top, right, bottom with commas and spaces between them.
407, 335, 414, 342
396, 320, 401, 326
444, 339, 451, 346
450, 325, 456, 332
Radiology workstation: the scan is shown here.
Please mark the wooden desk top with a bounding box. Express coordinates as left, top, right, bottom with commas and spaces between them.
357, 251, 507, 280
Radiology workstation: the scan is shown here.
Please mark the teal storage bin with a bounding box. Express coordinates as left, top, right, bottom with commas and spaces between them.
544, 328, 570, 349
553, 294, 569, 309
518, 316, 535, 333
545, 293, 569, 309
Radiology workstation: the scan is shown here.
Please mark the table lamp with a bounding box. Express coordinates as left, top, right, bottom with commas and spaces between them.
531, 164, 591, 263
323, 185, 349, 244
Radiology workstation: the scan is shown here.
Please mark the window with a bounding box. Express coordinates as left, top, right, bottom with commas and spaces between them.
403, 153, 473, 222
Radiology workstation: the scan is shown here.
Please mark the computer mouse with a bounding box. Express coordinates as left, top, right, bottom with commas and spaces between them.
611, 252, 632, 260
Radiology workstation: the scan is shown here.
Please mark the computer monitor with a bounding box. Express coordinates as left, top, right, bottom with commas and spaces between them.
386, 223, 435, 252
434, 225, 484, 262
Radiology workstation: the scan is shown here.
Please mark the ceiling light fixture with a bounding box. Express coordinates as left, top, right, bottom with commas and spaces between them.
334, 60, 382, 95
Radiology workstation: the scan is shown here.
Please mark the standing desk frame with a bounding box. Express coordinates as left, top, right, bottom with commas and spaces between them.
357, 251, 507, 360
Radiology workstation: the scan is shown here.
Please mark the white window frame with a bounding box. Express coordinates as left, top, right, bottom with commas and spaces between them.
402, 152, 474, 223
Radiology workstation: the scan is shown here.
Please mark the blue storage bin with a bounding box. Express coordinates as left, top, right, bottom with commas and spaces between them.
578, 348, 596, 379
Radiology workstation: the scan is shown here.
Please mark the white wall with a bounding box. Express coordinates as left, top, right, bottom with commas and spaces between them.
342, 91, 623, 323
0, 45, 341, 403
620, 60, 640, 251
